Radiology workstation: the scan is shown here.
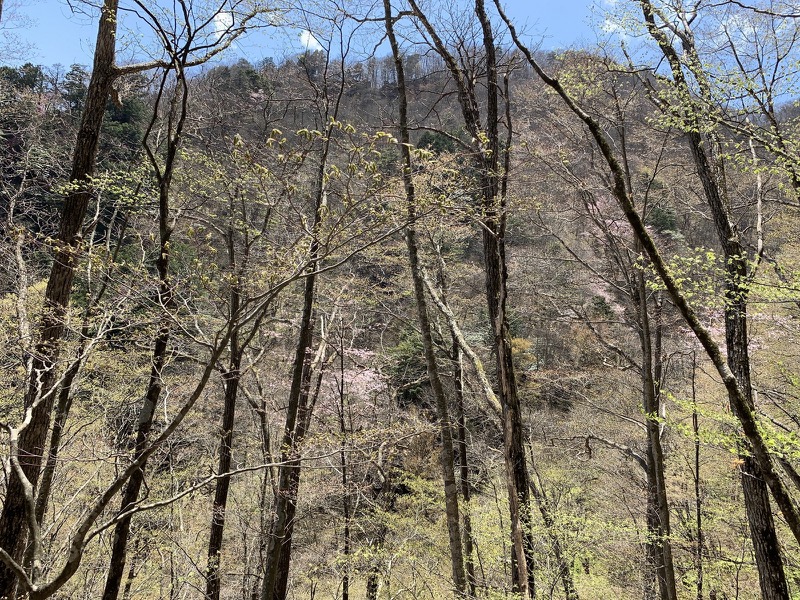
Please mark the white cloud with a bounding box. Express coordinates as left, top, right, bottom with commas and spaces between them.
299, 30, 323, 52
214, 11, 234, 40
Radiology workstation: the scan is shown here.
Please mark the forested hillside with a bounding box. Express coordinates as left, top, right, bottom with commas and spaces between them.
2, 1, 800, 599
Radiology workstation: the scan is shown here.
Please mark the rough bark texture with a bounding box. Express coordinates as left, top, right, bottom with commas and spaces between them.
406, 0, 535, 593
635, 3, 792, 594
0, 2, 119, 596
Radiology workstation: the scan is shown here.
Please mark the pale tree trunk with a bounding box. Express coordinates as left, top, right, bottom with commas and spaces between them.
0, 2, 120, 596
452, 334, 477, 596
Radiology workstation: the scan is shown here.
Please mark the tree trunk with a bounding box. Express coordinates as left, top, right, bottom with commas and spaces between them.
337, 334, 351, 600
101, 284, 171, 600
260, 172, 327, 600
382, 2, 467, 593
204, 300, 242, 600
260, 291, 315, 600
261, 325, 327, 600
691, 350, 704, 600
101, 68, 186, 600
634, 5, 792, 593
406, 0, 536, 592
0, 2, 119, 596
637, 278, 678, 600
685, 127, 789, 600
453, 342, 477, 597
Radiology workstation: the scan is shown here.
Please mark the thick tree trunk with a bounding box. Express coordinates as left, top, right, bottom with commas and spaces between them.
727, 300, 788, 600
684, 127, 789, 600
0, 2, 119, 595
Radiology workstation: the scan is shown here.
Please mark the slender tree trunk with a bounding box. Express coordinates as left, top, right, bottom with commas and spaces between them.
434, 246, 476, 596
383, 2, 467, 594
337, 335, 351, 600
407, 0, 536, 592
260, 194, 331, 600
637, 276, 678, 600
35, 210, 128, 531
260, 284, 316, 600
102, 68, 187, 600
0, 3, 119, 595
101, 248, 172, 600
272, 363, 325, 599
691, 351, 704, 600
474, 2, 536, 593
204, 291, 242, 600
453, 342, 477, 597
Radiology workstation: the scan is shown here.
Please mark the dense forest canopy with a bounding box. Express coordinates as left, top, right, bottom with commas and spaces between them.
2, 1, 800, 599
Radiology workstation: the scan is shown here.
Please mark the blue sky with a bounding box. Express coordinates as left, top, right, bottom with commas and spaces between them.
3, 0, 604, 68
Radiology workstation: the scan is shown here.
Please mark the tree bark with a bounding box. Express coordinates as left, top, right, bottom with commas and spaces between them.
0, 2, 120, 596
637, 278, 678, 600
634, 6, 792, 595
495, 2, 800, 576
382, 2, 467, 594
405, 1, 536, 593
260, 144, 328, 599
204, 292, 242, 600
101, 66, 187, 600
